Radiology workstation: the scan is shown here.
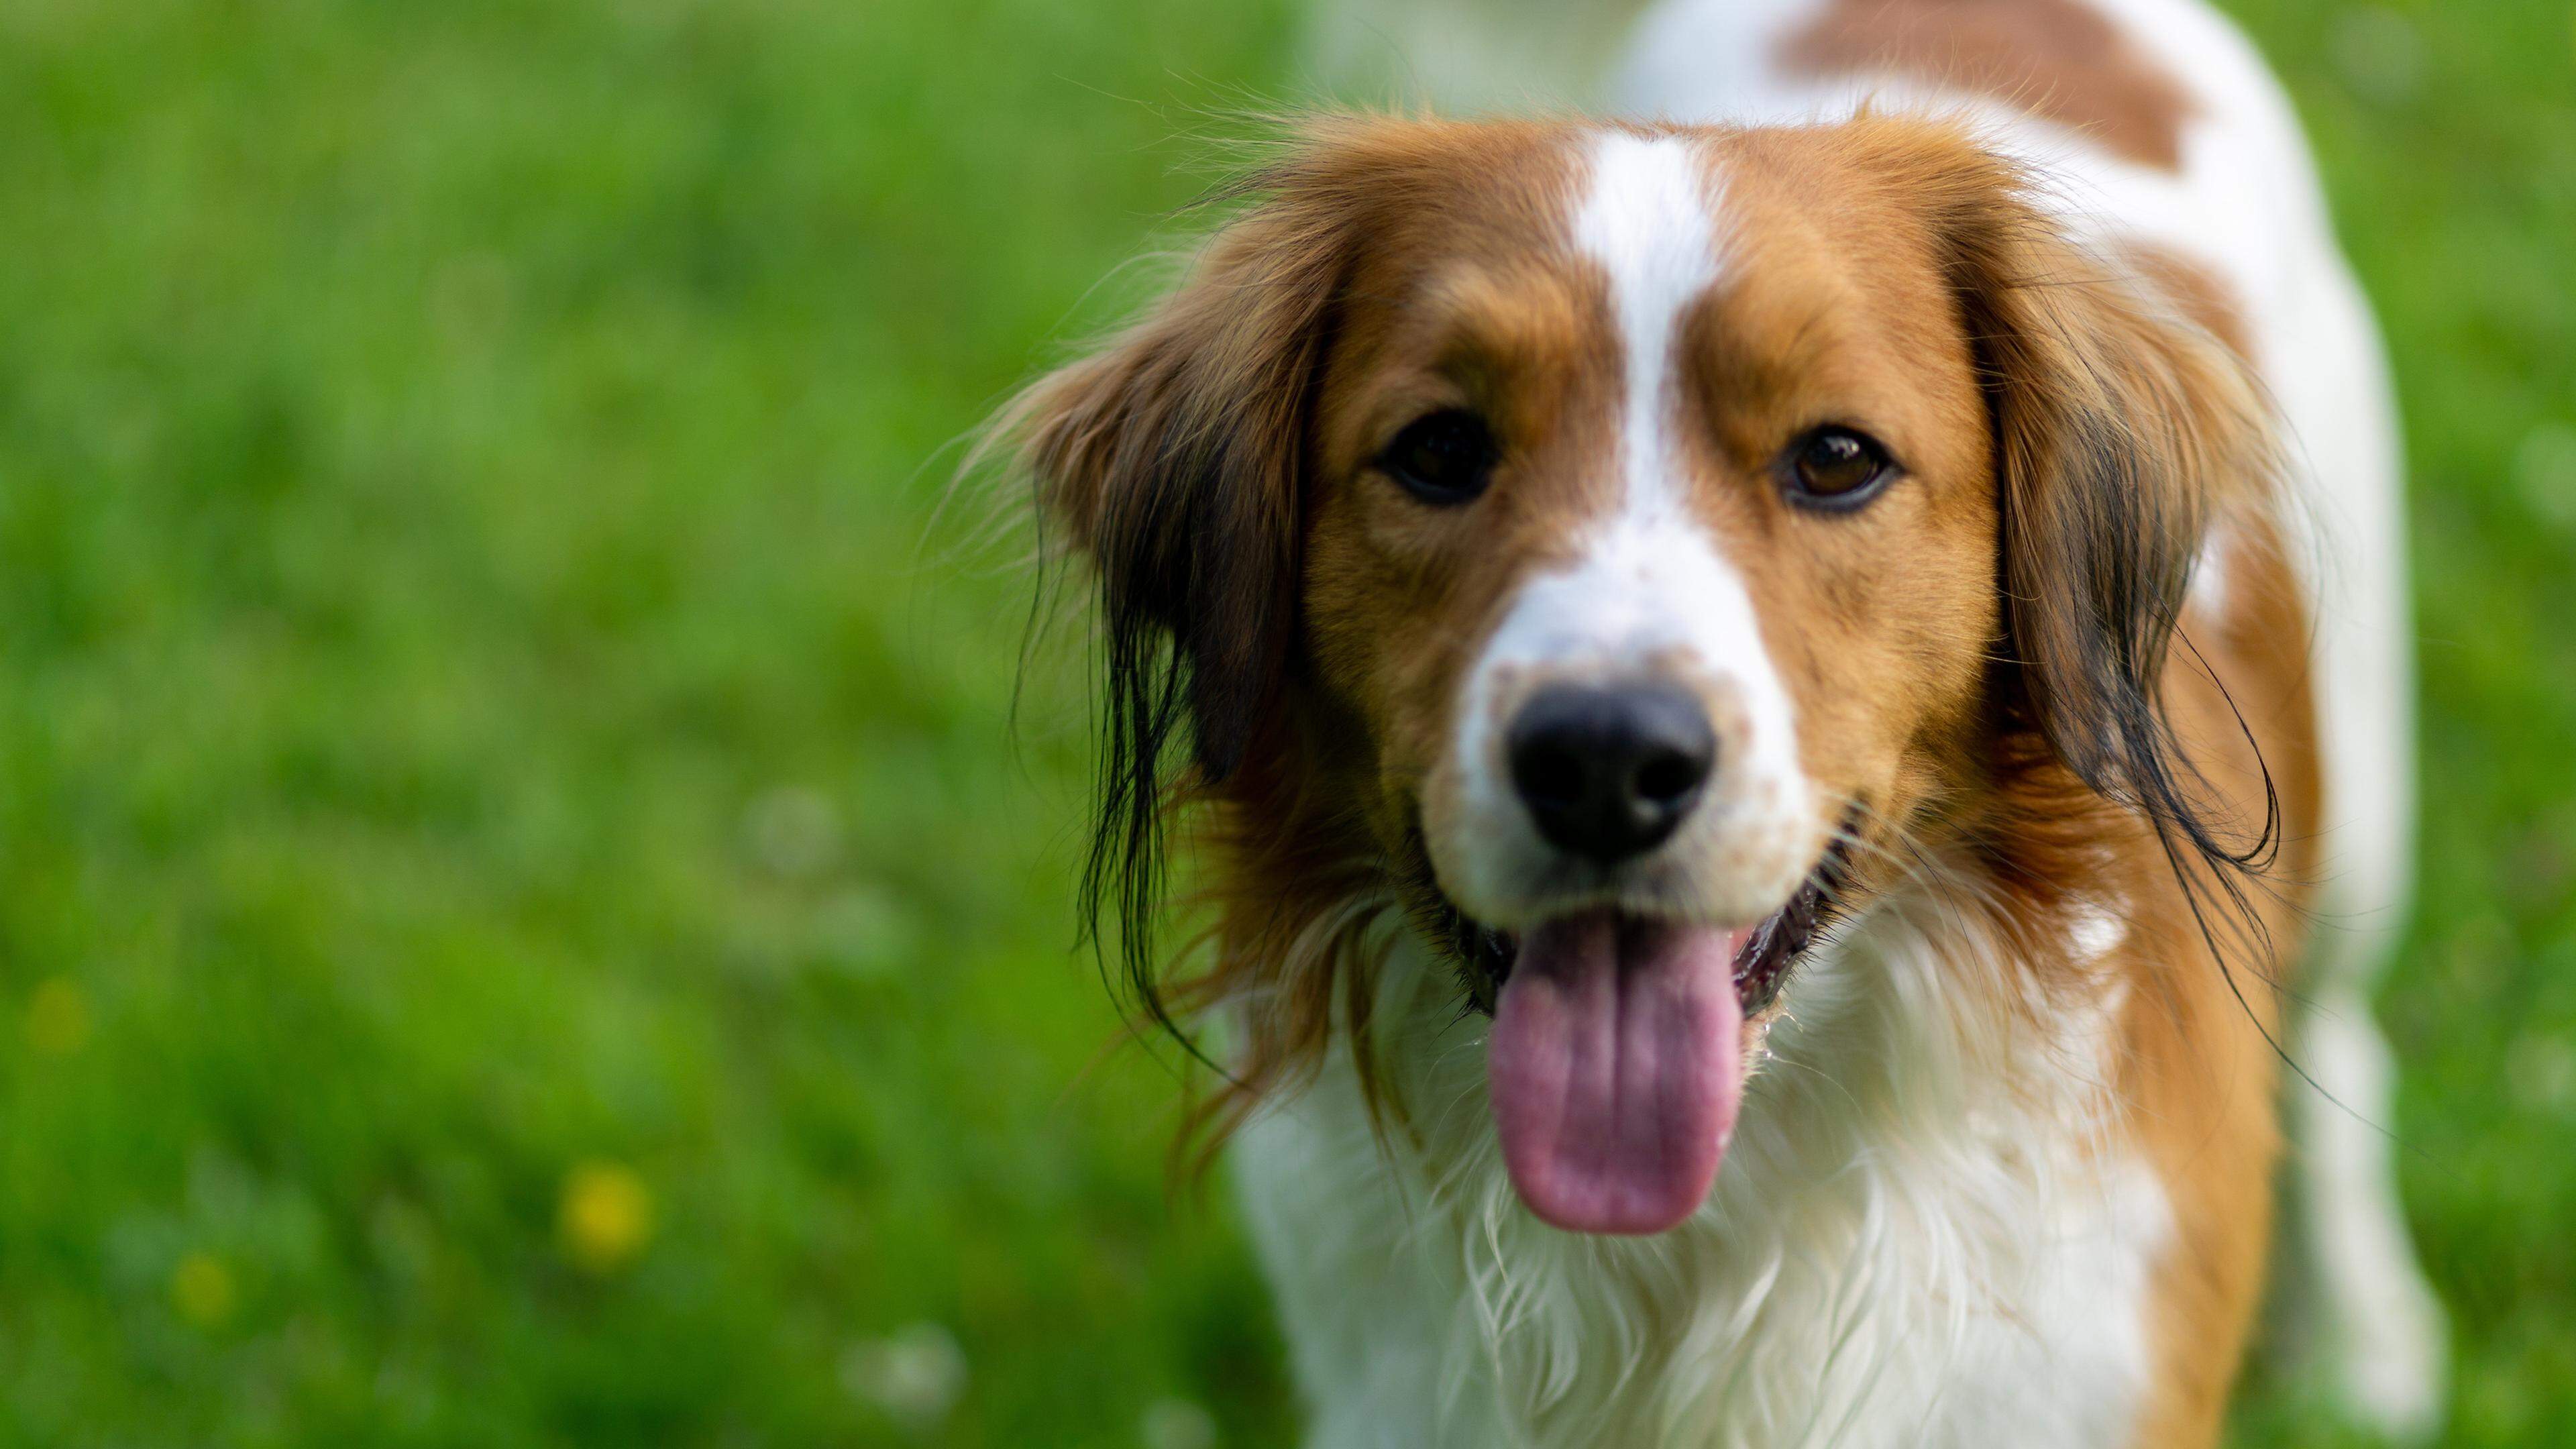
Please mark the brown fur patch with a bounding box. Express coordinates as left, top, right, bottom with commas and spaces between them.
1781, 0, 2196, 171
2121, 240, 2257, 361
1014, 117, 1599, 1145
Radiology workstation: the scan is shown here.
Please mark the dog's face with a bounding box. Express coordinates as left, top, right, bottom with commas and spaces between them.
1020, 117, 2255, 1234
1301, 127, 1996, 947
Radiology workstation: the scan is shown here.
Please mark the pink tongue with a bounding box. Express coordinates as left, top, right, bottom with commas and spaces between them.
1489, 911, 1752, 1235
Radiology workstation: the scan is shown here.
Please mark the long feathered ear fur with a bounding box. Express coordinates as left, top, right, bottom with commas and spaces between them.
1886, 120, 2286, 914
1003, 138, 1368, 1042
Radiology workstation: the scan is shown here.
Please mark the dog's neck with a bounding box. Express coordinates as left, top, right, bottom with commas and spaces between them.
1234, 859, 2166, 1448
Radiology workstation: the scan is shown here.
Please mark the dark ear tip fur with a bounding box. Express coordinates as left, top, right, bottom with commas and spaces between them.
1948, 146, 2288, 973
1000, 142, 1348, 1045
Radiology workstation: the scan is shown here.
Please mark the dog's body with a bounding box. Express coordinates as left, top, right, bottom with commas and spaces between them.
1014, 1, 2443, 1444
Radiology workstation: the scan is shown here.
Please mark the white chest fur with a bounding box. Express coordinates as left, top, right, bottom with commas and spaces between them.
1232, 893, 2169, 1449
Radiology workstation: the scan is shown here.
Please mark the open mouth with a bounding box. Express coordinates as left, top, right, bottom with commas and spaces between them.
1423, 831, 1856, 1237
1442, 833, 1856, 1022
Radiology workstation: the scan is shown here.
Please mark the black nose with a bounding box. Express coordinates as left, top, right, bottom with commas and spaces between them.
1506, 683, 1715, 864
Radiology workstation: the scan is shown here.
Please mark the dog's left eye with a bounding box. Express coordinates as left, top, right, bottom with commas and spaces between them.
1379, 409, 1497, 506
1782, 426, 1896, 508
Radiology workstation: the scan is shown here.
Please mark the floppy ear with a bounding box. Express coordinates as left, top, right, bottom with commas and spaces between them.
1014, 177, 1355, 785
1903, 128, 2282, 869
1002, 145, 1367, 1036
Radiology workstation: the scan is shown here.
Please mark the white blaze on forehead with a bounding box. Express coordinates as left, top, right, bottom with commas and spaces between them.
1438, 130, 1817, 926
1578, 128, 1723, 513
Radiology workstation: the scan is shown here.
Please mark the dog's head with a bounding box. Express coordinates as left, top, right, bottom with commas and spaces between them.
1014, 117, 2267, 1234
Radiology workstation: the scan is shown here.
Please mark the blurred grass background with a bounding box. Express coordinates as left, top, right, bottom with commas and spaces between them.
0, 1, 2568, 1444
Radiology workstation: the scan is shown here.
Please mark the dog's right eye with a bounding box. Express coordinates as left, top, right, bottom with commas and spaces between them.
1378, 409, 1497, 506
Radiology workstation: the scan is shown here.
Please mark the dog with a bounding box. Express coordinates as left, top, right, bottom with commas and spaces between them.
1005, 1, 2445, 1443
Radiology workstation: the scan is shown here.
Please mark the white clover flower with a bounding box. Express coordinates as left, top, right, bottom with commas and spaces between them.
842, 1323, 968, 1430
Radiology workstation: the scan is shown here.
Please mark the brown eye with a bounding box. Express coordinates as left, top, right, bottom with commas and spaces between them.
1782, 425, 1896, 509
1379, 409, 1497, 505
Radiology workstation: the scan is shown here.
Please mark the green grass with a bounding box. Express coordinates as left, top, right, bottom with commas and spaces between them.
0, 1, 2566, 1444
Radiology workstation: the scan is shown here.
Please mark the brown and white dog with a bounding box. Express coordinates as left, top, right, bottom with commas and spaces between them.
1010, 1, 2443, 1443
